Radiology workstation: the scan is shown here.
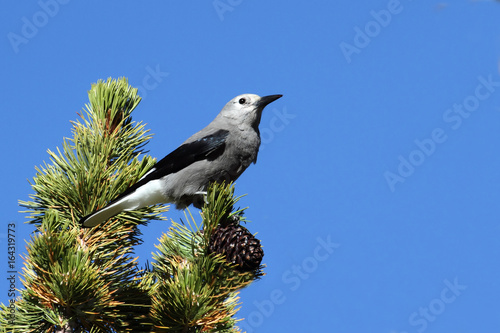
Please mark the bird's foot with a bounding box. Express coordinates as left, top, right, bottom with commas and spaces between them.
195, 191, 209, 205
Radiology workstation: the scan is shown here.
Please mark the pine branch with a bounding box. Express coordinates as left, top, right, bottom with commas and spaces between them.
19, 77, 164, 231
1, 78, 167, 332
144, 183, 264, 332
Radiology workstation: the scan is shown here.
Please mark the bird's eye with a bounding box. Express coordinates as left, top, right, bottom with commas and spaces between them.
239, 98, 246, 104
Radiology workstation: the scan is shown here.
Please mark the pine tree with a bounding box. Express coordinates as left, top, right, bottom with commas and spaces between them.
0, 78, 264, 333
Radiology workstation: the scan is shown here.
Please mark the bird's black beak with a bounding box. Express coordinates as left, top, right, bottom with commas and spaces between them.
257, 94, 283, 108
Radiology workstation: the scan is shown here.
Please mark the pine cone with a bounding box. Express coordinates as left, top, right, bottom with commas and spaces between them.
208, 224, 264, 272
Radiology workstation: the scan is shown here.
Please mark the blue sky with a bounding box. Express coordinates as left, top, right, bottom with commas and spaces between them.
1, 1, 500, 332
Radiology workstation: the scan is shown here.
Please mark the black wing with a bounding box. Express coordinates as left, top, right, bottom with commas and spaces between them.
108, 129, 229, 205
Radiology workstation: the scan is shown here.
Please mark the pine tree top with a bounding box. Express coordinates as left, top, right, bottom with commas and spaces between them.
1, 78, 264, 333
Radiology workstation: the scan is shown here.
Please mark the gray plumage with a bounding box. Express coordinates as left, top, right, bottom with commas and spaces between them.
80, 93, 282, 227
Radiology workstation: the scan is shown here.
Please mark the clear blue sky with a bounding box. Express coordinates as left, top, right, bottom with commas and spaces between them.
1, 1, 500, 332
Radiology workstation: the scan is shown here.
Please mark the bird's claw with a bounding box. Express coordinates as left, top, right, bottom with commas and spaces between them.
195, 191, 209, 205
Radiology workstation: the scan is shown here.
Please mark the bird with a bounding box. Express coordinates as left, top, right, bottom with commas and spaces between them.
80, 93, 282, 227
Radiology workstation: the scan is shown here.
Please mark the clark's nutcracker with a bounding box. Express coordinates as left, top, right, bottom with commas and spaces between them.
80, 93, 282, 227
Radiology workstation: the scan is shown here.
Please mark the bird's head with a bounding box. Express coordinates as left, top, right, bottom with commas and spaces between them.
220, 93, 282, 129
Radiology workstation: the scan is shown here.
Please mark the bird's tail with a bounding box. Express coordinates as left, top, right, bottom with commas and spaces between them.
80, 179, 166, 227
80, 201, 129, 228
